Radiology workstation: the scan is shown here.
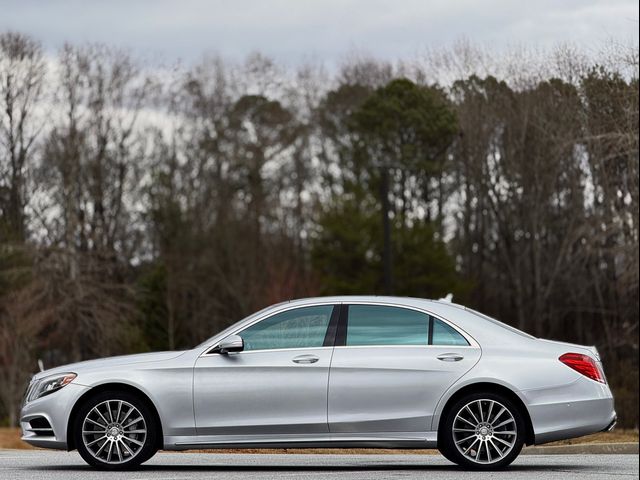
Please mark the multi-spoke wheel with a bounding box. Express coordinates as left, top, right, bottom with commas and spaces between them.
74, 391, 158, 470
439, 392, 525, 470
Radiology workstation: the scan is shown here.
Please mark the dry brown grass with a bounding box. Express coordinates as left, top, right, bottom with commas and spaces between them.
0, 428, 35, 450
544, 429, 639, 445
2, 427, 637, 452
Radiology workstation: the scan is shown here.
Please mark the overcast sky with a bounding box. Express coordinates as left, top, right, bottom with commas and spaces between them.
1, 0, 638, 65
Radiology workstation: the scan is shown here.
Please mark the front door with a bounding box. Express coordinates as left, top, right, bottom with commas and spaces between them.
194, 304, 337, 436
328, 304, 481, 433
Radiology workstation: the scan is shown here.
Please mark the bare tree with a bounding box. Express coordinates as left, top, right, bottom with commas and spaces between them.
0, 31, 637, 428
34, 43, 151, 362
0, 32, 45, 241
0, 32, 46, 427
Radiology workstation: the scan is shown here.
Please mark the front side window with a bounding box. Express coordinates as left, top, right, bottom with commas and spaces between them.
432, 318, 469, 346
240, 305, 334, 351
346, 305, 429, 346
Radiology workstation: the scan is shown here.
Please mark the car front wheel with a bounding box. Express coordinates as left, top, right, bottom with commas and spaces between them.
74, 390, 158, 470
439, 392, 526, 470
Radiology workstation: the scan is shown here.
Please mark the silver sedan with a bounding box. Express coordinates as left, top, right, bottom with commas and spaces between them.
20, 296, 616, 470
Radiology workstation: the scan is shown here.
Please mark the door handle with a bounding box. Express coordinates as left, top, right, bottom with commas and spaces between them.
292, 354, 320, 364
437, 353, 464, 362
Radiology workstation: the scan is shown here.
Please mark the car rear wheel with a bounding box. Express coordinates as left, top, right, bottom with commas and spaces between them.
74, 390, 158, 470
439, 392, 525, 470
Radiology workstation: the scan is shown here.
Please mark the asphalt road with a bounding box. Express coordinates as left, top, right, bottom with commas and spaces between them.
0, 450, 638, 480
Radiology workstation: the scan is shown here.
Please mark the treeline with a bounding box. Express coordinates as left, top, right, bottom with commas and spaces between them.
0, 32, 638, 428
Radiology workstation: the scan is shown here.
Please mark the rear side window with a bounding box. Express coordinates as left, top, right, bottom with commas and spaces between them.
343, 304, 470, 347
346, 305, 429, 346
432, 318, 469, 346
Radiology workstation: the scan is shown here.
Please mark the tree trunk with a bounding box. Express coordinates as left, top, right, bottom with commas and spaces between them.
380, 167, 393, 295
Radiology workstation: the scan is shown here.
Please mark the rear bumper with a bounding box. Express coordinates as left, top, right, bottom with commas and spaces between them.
601, 416, 617, 432
522, 376, 616, 445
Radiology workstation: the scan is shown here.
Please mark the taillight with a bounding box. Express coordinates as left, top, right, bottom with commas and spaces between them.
559, 353, 606, 384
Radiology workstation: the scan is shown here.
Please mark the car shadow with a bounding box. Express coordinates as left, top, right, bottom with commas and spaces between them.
27, 463, 594, 473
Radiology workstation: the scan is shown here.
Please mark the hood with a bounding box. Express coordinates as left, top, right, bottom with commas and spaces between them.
32, 350, 187, 381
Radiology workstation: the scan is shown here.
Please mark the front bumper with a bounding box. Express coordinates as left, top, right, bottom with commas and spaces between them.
20, 382, 89, 450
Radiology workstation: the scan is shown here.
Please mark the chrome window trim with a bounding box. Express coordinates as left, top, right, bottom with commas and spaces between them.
333, 344, 477, 349
199, 300, 480, 357
210, 346, 333, 356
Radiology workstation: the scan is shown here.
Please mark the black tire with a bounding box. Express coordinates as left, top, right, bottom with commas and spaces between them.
74, 390, 159, 470
437, 440, 459, 465
438, 392, 525, 470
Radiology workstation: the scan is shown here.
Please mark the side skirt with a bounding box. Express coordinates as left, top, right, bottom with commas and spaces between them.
164, 432, 438, 450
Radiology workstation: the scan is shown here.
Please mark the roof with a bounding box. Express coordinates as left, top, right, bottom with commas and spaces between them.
209, 296, 536, 348
280, 295, 478, 324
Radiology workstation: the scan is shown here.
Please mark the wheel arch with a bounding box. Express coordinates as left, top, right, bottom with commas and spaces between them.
66, 382, 164, 451
436, 382, 535, 446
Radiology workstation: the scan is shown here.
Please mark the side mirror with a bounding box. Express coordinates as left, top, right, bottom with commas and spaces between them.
215, 334, 244, 354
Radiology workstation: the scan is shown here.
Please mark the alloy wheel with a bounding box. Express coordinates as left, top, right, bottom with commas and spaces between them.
81, 399, 147, 464
451, 399, 517, 465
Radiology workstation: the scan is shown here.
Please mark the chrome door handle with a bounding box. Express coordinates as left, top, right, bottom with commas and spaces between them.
437, 353, 464, 362
292, 354, 319, 364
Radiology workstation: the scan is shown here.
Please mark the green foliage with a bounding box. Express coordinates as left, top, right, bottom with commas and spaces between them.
135, 263, 169, 352
353, 78, 458, 172
311, 197, 464, 298
311, 198, 381, 294
312, 78, 463, 299
392, 222, 465, 298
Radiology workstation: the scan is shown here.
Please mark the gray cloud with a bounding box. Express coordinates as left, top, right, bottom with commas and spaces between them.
1, 0, 638, 64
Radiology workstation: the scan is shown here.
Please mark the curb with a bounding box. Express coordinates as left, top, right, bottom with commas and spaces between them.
522, 442, 639, 455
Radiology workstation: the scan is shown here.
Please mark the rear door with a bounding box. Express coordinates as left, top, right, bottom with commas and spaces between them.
328, 303, 481, 433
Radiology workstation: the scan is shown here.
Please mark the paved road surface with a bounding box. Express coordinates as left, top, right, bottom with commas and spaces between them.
0, 450, 637, 480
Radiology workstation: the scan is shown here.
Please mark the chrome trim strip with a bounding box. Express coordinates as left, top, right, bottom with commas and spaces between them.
173, 431, 438, 446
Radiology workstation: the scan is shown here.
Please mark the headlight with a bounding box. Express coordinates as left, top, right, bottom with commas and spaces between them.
27, 373, 77, 402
